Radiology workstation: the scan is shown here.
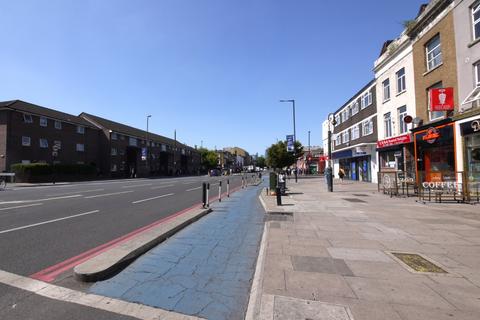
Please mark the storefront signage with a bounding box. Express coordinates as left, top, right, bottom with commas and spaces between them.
422, 181, 458, 191
422, 127, 440, 144
460, 118, 480, 136
430, 87, 454, 111
354, 146, 368, 156
332, 149, 352, 160
377, 134, 412, 148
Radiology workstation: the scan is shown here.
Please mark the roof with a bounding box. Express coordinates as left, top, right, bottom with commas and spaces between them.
0, 100, 95, 127
80, 112, 190, 149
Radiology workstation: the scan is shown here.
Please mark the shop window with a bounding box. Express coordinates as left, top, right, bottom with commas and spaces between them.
426, 34, 442, 71
473, 2, 480, 41
396, 68, 406, 93
427, 82, 444, 121
384, 112, 392, 138
398, 106, 408, 134
39, 116, 48, 127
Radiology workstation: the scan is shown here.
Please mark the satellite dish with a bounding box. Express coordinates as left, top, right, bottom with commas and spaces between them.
412, 117, 422, 125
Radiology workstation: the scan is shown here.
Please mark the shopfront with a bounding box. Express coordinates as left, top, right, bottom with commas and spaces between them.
414, 122, 456, 183
377, 134, 415, 179
332, 145, 375, 182
459, 117, 480, 182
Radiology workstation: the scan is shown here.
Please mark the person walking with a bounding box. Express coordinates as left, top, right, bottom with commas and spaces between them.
338, 167, 345, 183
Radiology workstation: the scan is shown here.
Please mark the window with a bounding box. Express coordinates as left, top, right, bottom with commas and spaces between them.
363, 119, 373, 136
39, 138, 49, 148
22, 136, 31, 146
473, 2, 480, 40
119, 149, 125, 156
476, 62, 480, 86
40, 116, 48, 127
382, 79, 390, 102
335, 134, 342, 146
398, 106, 408, 134
53, 140, 62, 149
361, 91, 372, 108
111, 164, 117, 172
54, 120, 62, 129
343, 131, 350, 143
384, 113, 392, 138
111, 148, 117, 156
120, 134, 125, 140
23, 114, 33, 123
129, 137, 137, 146
352, 125, 360, 140
335, 114, 341, 126
76, 143, 85, 152
111, 132, 117, 140
77, 126, 85, 134
426, 34, 442, 71
396, 68, 406, 93
428, 82, 445, 121
341, 109, 348, 122
352, 101, 359, 115
161, 144, 167, 152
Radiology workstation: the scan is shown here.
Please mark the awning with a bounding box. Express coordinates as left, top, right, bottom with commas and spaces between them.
462, 86, 480, 105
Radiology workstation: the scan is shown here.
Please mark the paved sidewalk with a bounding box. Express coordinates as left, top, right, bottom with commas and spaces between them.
255, 177, 480, 320
91, 182, 265, 320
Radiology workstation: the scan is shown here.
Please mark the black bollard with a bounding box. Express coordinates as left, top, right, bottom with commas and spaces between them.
276, 187, 282, 206
202, 182, 207, 208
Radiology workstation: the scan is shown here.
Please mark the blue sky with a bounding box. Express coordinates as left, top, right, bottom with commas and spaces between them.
0, 0, 425, 155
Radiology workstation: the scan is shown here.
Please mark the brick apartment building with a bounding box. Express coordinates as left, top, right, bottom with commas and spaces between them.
0, 100, 100, 172
0, 100, 201, 179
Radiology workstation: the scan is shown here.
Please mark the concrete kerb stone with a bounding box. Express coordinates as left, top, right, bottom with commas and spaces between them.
74, 207, 212, 282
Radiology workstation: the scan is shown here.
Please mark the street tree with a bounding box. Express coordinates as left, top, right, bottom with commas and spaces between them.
198, 148, 218, 170
256, 156, 266, 168
266, 141, 303, 170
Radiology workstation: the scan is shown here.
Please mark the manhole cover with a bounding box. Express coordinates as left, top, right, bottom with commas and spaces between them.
391, 252, 447, 273
352, 194, 369, 197
342, 198, 366, 203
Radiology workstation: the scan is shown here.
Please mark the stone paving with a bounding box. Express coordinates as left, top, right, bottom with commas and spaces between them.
255, 177, 480, 320
90, 183, 265, 320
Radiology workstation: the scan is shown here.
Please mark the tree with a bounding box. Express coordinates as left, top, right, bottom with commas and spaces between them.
256, 156, 266, 168
266, 141, 303, 170
198, 148, 218, 170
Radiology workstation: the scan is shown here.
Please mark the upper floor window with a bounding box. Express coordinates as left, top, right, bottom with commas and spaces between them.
22, 136, 31, 146
363, 119, 373, 136
40, 116, 48, 127
382, 79, 391, 102
352, 125, 360, 140
426, 34, 442, 71
398, 106, 408, 134
111, 148, 117, 156
335, 114, 341, 126
341, 109, 348, 122
39, 138, 49, 148
23, 114, 33, 123
384, 112, 392, 138
428, 82, 445, 121
396, 68, 406, 93
161, 144, 167, 152
77, 126, 85, 134
473, 3, 480, 40
343, 130, 350, 143
475, 61, 480, 87
352, 101, 359, 115
76, 143, 85, 152
111, 132, 117, 140
54, 120, 62, 130
129, 137, 137, 147
335, 134, 342, 146
361, 91, 372, 108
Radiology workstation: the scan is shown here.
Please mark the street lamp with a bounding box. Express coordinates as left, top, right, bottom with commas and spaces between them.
146, 115, 152, 174
327, 113, 336, 192
280, 99, 297, 182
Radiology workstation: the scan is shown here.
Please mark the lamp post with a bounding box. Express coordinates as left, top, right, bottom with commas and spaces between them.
146, 115, 151, 175
280, 99, 297, 183
308, 130, 311, 175
327, 113, 336, 192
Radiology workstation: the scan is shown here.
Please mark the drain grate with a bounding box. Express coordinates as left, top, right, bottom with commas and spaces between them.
342, 198, 366, 203
391, 252, 447, 273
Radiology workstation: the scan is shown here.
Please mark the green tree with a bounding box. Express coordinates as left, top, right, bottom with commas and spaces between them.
266, 141, 303, 169
198, 148, 218, 170
256, 156, 266, 168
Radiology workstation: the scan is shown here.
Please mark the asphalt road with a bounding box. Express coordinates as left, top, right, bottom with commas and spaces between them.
0, 174, 250, 279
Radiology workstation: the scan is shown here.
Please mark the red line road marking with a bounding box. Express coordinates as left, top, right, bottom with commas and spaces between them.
30, 184, 244, 282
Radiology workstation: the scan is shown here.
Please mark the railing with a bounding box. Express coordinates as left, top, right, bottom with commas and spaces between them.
378, 170, 417, 197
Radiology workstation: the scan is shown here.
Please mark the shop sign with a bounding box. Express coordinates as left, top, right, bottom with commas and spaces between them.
430, 87, 454, 111
422, 181, 458, 191
353, 146, 368, 156
422, 127, 440, 144
377, 134, 412, 148
460, 118, 480, 136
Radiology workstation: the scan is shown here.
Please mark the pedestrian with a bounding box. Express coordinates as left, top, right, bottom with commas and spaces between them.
338, 167, 345, 182
278, 171, 286, 194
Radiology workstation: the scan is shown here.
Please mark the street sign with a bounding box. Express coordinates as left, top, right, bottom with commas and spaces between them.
286, 135, 294, 152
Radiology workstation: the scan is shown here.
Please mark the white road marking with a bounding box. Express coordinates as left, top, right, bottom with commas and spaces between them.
0, 195, 82, 205
84, 191, 133, 199
0, 210, 100, 234
121, 183, 152, 188
132, 193, 174, 204
0, 270, 199, 320
151, 184, 174, 190
0, 203, 44, 211
46, 189, 105, 197
182, 181, 196, 185
186, 186, 201, 192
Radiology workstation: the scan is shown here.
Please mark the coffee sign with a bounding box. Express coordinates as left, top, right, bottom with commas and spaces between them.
422, 127, 440, 144
430, 87, 454, 111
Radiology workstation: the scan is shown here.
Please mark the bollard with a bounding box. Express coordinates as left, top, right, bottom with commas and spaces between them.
227, 179, 230, 197
242, 177, 245, 189
206, 183, 210, 207
276, 187, 282, 206
202, 182, 207, 208
218, 181, 222, 202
